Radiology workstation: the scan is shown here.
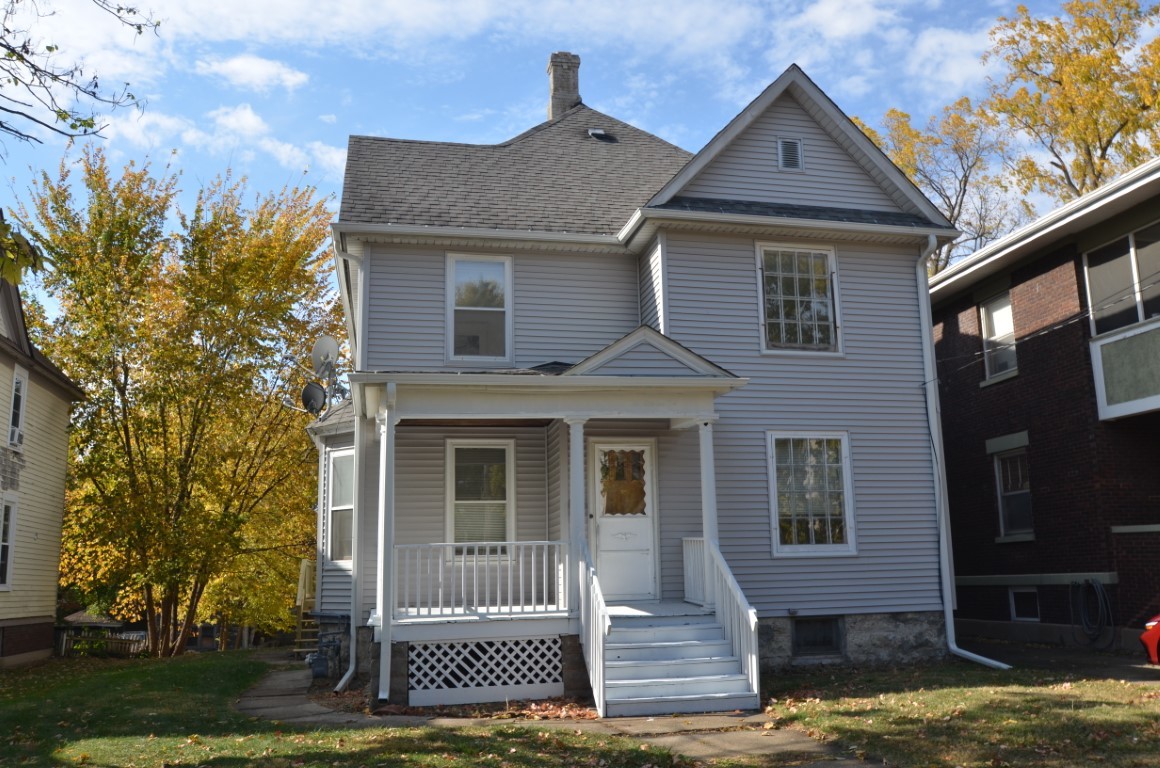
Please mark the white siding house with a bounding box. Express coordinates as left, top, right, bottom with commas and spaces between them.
310, 56, 964, 716
0, 281, 82, 667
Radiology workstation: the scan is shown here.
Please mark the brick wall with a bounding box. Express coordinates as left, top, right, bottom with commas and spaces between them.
934, 242, 1160, 628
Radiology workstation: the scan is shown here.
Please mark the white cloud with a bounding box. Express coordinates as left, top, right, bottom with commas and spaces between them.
106, 110, 193, 149
905, 26, 993, 96
788, 0, 900, 41
195, 55, 309, 92
307, 142, 348, 180
318, 114, 337, 124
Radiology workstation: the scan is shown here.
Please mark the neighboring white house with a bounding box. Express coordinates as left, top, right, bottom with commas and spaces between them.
0, 280, 82, 667
311, 53, 965, 716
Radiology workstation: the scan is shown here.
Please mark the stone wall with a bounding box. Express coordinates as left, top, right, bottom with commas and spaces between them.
758, 611, 946, 676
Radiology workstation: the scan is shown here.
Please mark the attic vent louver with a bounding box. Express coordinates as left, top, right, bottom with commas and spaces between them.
778, 138, 803, 171
587, 128, 616, 143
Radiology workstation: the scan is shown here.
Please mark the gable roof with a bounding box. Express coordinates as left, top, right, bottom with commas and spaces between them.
929, 156, 1160, 303
340, 104, 692, 237
564, 326, 737, 378
646, 65, 952, 229
0, 281, 82, 401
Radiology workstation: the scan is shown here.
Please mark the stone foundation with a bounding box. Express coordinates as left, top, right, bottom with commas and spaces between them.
758, 611, 946, 677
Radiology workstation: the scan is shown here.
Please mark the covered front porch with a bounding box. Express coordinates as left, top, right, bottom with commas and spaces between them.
351, 329, 759, 713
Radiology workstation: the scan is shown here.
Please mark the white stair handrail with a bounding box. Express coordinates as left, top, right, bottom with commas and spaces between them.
577, 540, 610, 717
707, 541, 759, 695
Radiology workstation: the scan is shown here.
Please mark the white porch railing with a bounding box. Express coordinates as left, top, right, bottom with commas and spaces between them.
682, 537, 708, 606
393, 541, 567, 619
578, 541, 611, 718
707, 541, 759, 695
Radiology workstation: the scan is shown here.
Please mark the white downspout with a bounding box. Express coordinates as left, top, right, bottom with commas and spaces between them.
335, 397, 366, 691
916, 235, 1011, 670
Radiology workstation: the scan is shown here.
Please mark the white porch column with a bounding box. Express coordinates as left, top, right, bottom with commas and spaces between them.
376, 385, 397, 702
699, 420, 719, 606
565, 417, 587, 612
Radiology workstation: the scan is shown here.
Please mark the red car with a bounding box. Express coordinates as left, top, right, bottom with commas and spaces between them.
1143, 614, 1160, 665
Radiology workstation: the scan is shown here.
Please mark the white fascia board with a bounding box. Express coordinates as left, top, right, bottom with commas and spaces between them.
331, 221, 622, 248
348, 371, 747, 393
619, 207, 956, 246
930, 156, 1160, 301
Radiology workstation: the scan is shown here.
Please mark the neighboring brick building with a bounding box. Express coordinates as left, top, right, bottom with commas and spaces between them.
929, 159, 1160, 649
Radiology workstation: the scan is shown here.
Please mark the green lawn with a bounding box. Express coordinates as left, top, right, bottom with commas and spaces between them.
2, 650, 1158, 767
764, 660, 1160, 767
0, 652, 685, 767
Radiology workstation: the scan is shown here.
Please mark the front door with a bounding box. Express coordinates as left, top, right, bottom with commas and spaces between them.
590, 441, 658, 601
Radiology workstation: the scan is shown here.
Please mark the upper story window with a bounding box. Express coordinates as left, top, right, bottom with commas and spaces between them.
0, 494, 15, 588
447, 254, 512, 361
758, 243, 839, 353
328, 450, 354, 562
8, 365, 27, 450
987, 431, 1032, 539
1085, 222, 1160, 335
768, 432, 856, 557
980, 292, 1016, 379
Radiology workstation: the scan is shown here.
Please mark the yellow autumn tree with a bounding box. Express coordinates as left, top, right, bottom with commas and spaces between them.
20, 147, 340, 656
985, 0, 1160, 201
855, 98, 1029, 273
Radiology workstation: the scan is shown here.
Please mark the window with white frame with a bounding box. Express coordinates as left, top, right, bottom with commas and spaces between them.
0, 495, 15, 588
328, 450, 354, 561
769, 433, 856, 556
758, 244, 838, 352
980, 292, 1017, 379
1086, 221, 1160, 335
1009, 587, 1040, 622
447, 440, 514, 547
995, 448, 1033, 536
447, 254, 512, 361
8, 364, 27, 450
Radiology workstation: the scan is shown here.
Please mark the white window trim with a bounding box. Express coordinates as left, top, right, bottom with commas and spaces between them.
445, 439, 516, 547
327, 448, 355, 563
8, 364, 27, 451
1009, 586, 1040, 622
767, 431, 857, 558
446, 253, 514, 363
1083, 224, 1160, 336
755, 242, 844, 356
0, 492, 17, 590
979, 292, 1017, 380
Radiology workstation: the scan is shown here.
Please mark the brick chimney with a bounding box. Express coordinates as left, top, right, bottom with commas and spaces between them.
547, 52, 581, 120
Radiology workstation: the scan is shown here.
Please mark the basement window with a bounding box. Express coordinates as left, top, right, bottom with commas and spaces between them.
1009, 587, 1040, 622
792, 617, 842, 656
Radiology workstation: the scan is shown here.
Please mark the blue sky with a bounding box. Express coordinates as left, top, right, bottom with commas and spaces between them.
0, 0, 1068, 219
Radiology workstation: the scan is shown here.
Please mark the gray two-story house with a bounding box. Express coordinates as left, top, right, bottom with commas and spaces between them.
312, 53, 968, 716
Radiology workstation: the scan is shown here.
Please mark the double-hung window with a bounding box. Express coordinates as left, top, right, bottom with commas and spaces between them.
1085, 222, 1160, 334
447, 254, 512, 361
980, 292, 1016, 379
768, 433, 856, 556
8, 365, 27, 450
328, 449, 354, 561
758, 244, 839, 352
447, 440, 514, 550
994, 448, 1032, 536
0, 494, 15, 588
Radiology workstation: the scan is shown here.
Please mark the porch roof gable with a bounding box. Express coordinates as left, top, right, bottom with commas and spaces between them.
563, 326, 737, 379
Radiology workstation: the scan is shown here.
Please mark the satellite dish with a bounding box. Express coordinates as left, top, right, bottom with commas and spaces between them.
301, 382, 327, 415
311, 336, 341, 378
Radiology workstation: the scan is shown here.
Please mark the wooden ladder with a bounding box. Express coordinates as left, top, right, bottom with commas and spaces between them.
293, 559, 319, 658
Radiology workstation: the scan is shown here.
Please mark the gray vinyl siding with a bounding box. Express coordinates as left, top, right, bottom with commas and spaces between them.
363, 246, 640, 370
318, 433, 355, 616
584, 420, 701, 600
639, 241, 663, 331
585, 344, 706, 376
682, 93, 900, 212
663, 232, 941, 616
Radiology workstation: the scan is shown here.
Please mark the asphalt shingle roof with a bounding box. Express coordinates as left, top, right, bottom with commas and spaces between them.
653, 196, 952, 230
339, 105, 693, 236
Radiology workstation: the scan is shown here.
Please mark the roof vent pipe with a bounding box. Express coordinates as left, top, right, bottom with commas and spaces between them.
547, 51, 581, 120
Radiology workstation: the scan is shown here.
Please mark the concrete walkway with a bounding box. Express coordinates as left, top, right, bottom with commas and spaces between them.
235, 655, 861, 766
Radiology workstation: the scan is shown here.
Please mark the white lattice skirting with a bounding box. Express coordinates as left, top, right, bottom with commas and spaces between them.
408, 636, 564, 706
